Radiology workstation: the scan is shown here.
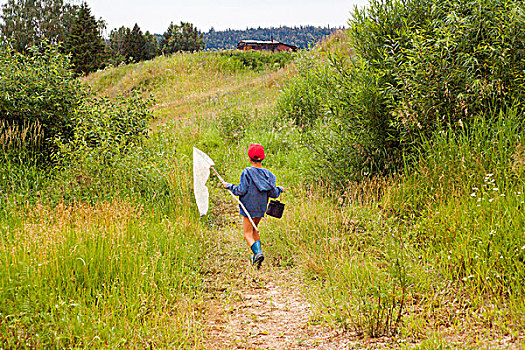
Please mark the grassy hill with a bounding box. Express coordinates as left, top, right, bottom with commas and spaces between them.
1, 29, 524, 348
85, 38, 524, 348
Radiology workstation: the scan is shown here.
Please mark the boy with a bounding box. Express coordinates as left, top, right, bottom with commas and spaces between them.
222, 144, 283, 268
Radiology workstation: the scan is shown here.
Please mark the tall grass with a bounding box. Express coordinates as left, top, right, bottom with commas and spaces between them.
0, 199, 206, 347
1, 48, 293, 348
386, 111, 525, 298
3, 38, 523, 348
258, 108, 524, 344
0, 124, 210, 347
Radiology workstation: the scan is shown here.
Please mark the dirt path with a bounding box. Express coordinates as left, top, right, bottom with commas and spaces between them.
201, 227, 357, 350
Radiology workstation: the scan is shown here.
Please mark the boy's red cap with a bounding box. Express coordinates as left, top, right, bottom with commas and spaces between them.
248, 144, 265, 161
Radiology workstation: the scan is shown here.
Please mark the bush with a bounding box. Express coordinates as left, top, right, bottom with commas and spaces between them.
217, 50, 295, 71
56, 93, 152, 159
277, 0, 525, 186
0, 44, 153, 204
276, 50, 334, 128
0, 45, 85, 155
0, 44, 152, 163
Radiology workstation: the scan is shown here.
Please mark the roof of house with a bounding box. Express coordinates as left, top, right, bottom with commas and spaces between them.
238, 40, 298, 48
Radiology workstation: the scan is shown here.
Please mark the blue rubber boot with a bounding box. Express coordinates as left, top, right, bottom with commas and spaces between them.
250, 241, 264, 269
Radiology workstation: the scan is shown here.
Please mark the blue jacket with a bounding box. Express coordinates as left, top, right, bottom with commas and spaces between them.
226, 167, 283, 217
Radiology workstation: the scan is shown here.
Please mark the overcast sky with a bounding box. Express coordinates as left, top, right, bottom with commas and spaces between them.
1, 0, 370, 34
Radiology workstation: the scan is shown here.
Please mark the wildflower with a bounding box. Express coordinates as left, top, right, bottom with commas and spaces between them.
489, 198, 494, 202
489, 230, 495, 236
470, 193, 476, 197
477, 198, 482, 202
492, 187, 499, 191
472, 187, 479, 191
500, 194, 505, 197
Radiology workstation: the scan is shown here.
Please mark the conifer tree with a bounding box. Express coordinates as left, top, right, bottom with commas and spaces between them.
144, 31, 160, 60
65, 2, 106, 75
108, 26, 130, 65
126, 23, 147, 62
161, 22, 204, 54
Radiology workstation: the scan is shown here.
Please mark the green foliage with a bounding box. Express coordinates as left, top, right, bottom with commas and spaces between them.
0, 51, 202, 347
204, 25, 338, 50
0, 45, 85, 154
276, 50, 337, 128
277, 0, 525, 186
385, 109, 525, 296
388, 110, 525, 216
217, 110, 248, 143
0, 0, 107, 74
161, 21, 204, 54
217, 50, 295, 71
143, 31, 160, 60
107, 26, 160, 66
1, 44, 151, 165
0, 0, 78, 53
358, 0, 525, 147
0, 198, 205, 347
65, 2, 106, 75
55, 92, 152, 166
126, 24, 148, 62
107, 26, 129, 65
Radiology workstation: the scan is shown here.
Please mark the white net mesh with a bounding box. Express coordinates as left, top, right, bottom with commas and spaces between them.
193, 147, 215, 216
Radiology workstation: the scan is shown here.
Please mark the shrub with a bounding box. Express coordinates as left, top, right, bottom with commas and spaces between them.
0, 44, 153, 203
0, 45, 85, 155
0, 44, 152, 163
277, 0, 525, 186
276, 50, 334, 128
217, 50, 295, 71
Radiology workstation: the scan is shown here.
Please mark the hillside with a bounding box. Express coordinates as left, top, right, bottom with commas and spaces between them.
2, 12, 524, 348
83, 36, 524, 348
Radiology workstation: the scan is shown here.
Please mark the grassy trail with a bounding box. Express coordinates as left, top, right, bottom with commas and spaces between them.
83, 51, 524, 349
200, 219, 352, 349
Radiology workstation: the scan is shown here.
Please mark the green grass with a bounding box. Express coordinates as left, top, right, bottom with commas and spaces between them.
0, 199, 205, 347
2, 43, 524, 349
1, 49, 295, 348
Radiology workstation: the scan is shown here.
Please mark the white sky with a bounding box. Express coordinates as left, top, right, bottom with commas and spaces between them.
1, 0, 370, 35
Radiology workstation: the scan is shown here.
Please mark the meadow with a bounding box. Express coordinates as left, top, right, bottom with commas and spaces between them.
1, 11, 525, 350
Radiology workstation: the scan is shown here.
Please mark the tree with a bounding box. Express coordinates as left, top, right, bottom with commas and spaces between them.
143, 31, 160, 60
64, 2, 106, 75
108, 26, 130, 65
107, 25, 159, 65
0, 0, 78, 53
126, 23, 147, 62
161, 21, 204, 54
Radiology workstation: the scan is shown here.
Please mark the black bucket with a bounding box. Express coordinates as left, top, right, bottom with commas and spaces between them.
266, 200, 285, 219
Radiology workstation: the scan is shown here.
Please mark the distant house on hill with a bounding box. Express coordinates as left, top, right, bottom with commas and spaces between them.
237, 38, 298, 52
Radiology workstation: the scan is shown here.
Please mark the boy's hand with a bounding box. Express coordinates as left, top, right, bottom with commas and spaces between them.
222, 182, 229, 189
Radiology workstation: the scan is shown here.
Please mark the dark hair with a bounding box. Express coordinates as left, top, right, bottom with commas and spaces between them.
250, 157, 262, 163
